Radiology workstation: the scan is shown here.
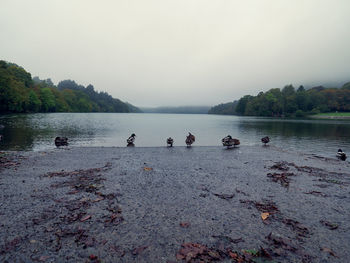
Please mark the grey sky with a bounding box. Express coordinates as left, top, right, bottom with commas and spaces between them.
1, 0, 350, 107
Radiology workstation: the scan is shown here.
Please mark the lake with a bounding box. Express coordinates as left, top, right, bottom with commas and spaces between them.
0, 113, 349, 157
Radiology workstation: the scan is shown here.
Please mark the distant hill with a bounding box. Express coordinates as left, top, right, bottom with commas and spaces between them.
0, 60, 141, 113
208, 101, 238, 115
141, 106, 211, 114
56, 79, 141, 113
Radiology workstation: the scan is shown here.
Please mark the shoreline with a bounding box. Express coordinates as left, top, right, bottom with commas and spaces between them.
1, 146, 350, 262
0, 144, 343, 157
309, 115, 350, 119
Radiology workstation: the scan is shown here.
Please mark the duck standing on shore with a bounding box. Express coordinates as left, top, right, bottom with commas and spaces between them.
261, 136, 270, 146
127, 133, 136, 147
222, 135, 240, 148
185, 132, 195, 147
222, 135, 233, 148
337, 149, 347, 161
167, 137, 174, 147
55, 137, 68, 147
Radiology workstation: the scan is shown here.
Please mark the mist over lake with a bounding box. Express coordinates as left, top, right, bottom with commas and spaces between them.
0, 113, 349, 157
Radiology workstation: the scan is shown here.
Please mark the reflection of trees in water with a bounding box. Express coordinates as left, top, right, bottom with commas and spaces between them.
0, 114, 97, 150
238, 120, 350, 140
236, 119, 350, 155
0, 115, 35, 150
0, 114, 349, 151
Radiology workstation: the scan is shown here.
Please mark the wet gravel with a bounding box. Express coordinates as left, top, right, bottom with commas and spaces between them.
0, 146, 350, 263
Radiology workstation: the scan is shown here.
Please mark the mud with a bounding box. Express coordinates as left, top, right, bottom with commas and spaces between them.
0, 146, 350, 262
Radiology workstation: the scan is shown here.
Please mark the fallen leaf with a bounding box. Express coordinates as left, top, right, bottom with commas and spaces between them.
109, 245, 125, 257
282, 218, 310, 237
143, 167, 153, 171
213, 193, 235, 199
80, 215, 91, 222
93, 196, 105, 202
4, 237, 22, 252
176, 243, 207, 261
228, 251, 238, 259
132, 245, 148, 255
321, 247, 338, 257
261, 212, 270, 220
179, 222, 190, 228
266, 233, 297, 252
176, 253, 185, 260
320, 220, 339, 230
67, 190, 79, 195
207, 250, 221, 259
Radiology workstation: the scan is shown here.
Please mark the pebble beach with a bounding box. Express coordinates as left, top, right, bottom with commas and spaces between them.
0, 146, 349, 262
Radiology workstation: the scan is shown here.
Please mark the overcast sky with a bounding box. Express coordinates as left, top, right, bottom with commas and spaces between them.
1, 0, 350, 107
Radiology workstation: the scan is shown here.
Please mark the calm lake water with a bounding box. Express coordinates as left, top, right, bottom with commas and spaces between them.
0, 113, 349, 157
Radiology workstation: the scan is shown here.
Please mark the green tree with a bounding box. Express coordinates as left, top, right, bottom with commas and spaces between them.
27, 90, 41, 112
297, 85, 305, 92
40, 88, 56, 112
236, 95, 253, 115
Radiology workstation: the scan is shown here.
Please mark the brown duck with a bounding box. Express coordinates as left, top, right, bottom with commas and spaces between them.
222, 135, 240, 148
261, 136, 270, 146
185, 132, 195, 147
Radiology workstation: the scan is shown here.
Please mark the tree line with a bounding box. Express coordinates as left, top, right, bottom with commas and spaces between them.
209, 83, 350, 117
0, 60, 141, 113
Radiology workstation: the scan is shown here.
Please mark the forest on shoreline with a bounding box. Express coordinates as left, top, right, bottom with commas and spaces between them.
209, 83, 350, 117
2, 60, 350, 117
0, 60, 141, 114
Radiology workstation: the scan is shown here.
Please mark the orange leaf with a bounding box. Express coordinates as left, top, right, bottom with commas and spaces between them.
229, 251, 238, 259
80, 215, 91, 222
180, 222, 190, 228
321, 247, 338, 257
261, 212, 269, 220
93, 196, 104, 202
143, 167, 153, 171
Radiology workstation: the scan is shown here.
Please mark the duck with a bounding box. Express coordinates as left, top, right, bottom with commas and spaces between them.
185, 132, 195, 147
337, 149, 347, 161
55, 137, 68, 147
222, 135, 240, 148
167, 137, 174, 147
261, 136, 270, 146
127, 133, 136, 146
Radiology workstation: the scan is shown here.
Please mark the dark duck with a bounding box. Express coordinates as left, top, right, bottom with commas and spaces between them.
337, 149, 347, 161
127, 133, 136, 146
222, 135, 240, 148
167, 137, 174, 147
261, 136, 270, 146
185, 132, 195, 147
55, 137, 68, 147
